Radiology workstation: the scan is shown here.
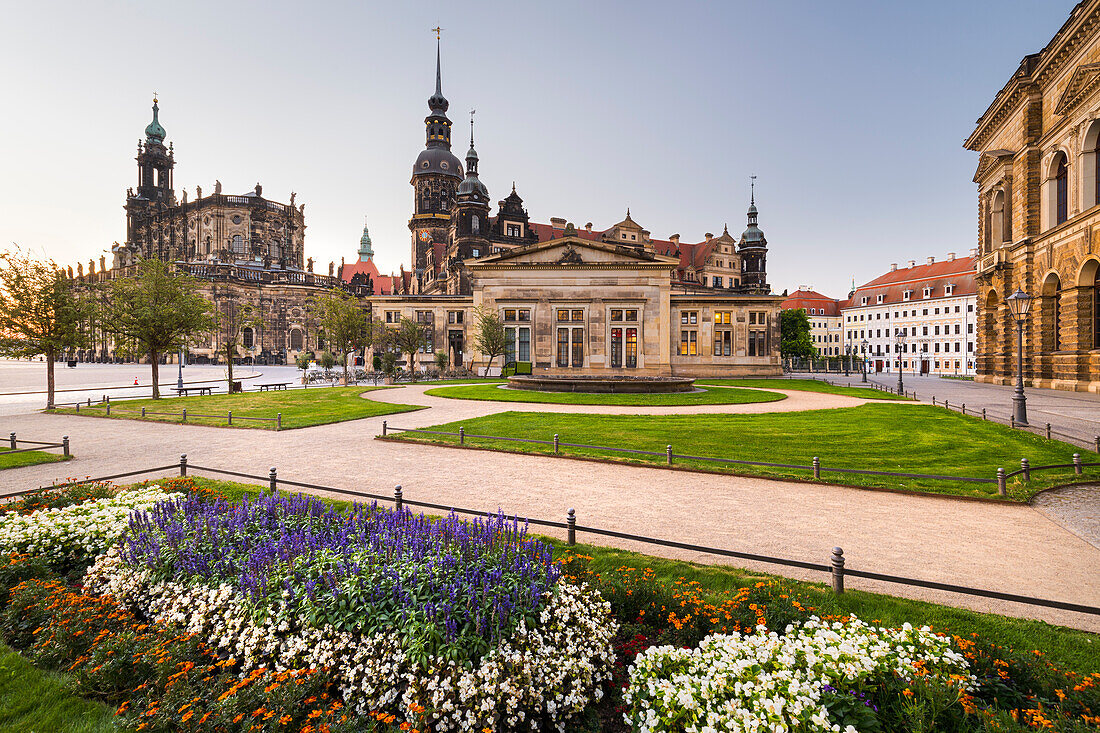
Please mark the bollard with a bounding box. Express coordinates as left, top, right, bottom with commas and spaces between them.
830, 547, 845, 594
227, 410, 232, 426
1046, 423, 1052, 440
567, 508, 576, 546
1074, 453, 1083, 475
76, 403, 80, 413
932, 396, 936, 406
459, 427, 465, 445
1021, 458, 1030, 482
1010, 414, 1015, 429
106, 402, 110, 416
382, 420, 387, 437
394, 484, 403, 511
141, 407, 146, 418
8, 433, 14, 451
983, 408, 987, 421
269, 467, 277, 492
962, 403, 966, 415
813, 456, 821, 480
996, 467, 1006, 496
666, 445, 673, 465
179, 454, 188, 477
554, 433, 560, 454
62, 436, 69, 457
182, 408, 187, 423
87, 397, 91, 407
944, 399, 949, 411
277, 413, 282, 431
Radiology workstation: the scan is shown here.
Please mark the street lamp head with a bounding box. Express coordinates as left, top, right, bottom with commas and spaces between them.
861, 338, 869, 353
1005, 288, 1032, 320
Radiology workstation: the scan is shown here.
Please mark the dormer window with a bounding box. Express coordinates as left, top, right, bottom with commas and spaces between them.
861, 296, 868, 305
506, 223, 522, 237
923, 286, 932, 298
630, 234, 636, 240
877, 294, 884, 304
944, 284, 954, 295
903, 290, 912, 301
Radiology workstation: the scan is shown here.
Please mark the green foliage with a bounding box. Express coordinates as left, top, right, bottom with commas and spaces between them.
214, 300, 261, 390
0, 449, 68, 471
472, 307, 507, 373
424, 383, 785, 406
780, 308, 817, 358
313, 288, 370, 383
434, 348, 449, 371
95, 259, 215, 398
393, 317, 429, 380
698, 378, 906, 400
317, 350, 336, 370
294, 351, 314, 372
0, 642, 121, 733
0, 246, 93, 408
380, 351, 398, 376
1, 482, 117, 515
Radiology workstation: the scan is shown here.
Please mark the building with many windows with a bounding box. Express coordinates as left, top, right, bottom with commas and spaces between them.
841, 254, 978, 377
781, 289, 843, 356
967, 0, 1100, 392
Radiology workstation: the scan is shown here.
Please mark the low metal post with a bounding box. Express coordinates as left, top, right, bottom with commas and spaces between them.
1021, 458, 1030, 482
813, 456, 821, 479
227, 410, 232, 426
666, 445, 673, 465
277, 413, 282, 431
62, 436, 69, 457
87, 397, 91, 407
830, 547, 845, 594
1010, 414, 1015, 429
105, 402, 110, 416
141, 407, 146, 418
961, 403, 966, 415
567, 508, 576, 546
1073, 453, 1083, 476
996, 467, 1006, 496
1046, 423, 1052, 440
554, 434, 559, 454
179, 454, 188, 477
8, 433, 14, 451
983, 408, 987, 421
394, 484, 403, 511
382, 420, 387, 436
459, 427, 465, 445
182, 408, 187, 423
268, 466, 277, 492
932, 396, 936, 406
75, 403, 79, 413
1096, 435, 1100, 454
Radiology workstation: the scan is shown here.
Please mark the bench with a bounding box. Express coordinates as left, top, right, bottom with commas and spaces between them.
257, 382, 290, 392
174, 386, 214, 396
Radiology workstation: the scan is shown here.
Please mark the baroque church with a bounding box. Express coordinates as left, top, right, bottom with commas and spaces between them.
338, 40, 781, 376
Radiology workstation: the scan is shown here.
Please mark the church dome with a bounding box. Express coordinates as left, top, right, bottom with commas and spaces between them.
740, 222, 766, 246
457, 172, 489, 199
145, 98, 166, 144
412, 147, 464, 179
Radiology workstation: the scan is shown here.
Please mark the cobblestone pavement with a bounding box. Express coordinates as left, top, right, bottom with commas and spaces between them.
2, 384, 1098, 632
1032, 484, 1100, 550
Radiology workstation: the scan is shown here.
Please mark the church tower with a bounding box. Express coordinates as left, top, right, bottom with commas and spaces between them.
409, 36, 463, 286
125, 96, 177, 259
445, 116, 491, 294
737, 180, 769, 292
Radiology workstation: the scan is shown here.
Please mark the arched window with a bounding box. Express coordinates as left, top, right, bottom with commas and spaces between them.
289, 328, 303, 351
471, 214, 479, 234
1055, 155, 1069, 225
317, 329, 326, 351
242, 327, 254, 349
1041, 274, 1061, 352
1085, 121, 1100, 210
232, 234, 244, 254
990, 190, 1007, 247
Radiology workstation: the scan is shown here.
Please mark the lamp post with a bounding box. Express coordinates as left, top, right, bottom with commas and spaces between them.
843, 345, 850, 376
895, 331, 905, 395
860, 338, 869, 383
176, 347, 185, 391
1005, 288, 1033, 427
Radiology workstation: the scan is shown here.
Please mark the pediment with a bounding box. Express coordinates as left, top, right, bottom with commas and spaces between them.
1054, 62, 1100, 116
469, 236, 677, 267
973, 149, 1015, 183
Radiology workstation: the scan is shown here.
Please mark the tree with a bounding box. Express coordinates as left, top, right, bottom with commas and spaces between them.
393, 317, 429, 381
214, 300, 261, 392
434, 348, 449, 372
97, 259, 215, 398
0, 247, 92, 409
294, 351, 314, 382
780, 308, 818, 359
472, 307, 507, 375
313, 288, 370, 384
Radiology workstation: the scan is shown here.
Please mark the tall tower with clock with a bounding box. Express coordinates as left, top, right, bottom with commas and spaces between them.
409, 32, 463, 286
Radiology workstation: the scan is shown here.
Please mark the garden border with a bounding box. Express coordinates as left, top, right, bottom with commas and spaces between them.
3, 458, 1098, 620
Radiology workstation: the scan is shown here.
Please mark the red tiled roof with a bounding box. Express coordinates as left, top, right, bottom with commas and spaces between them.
339, 256, 407, 295
782, 289, 842, 315
848, 257, 977, 307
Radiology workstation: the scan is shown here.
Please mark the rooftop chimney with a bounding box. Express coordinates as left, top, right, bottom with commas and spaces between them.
889, 263, 897, 272
908, 260, 916, 268
704, 232, 713, 241
969, 247, 978, 257
549, 217, 567, 228
585, 222, 593, 232
946, 252, 956, 261
670, 234, 681, 245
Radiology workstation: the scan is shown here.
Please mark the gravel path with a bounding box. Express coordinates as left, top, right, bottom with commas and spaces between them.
2, 384, 1098, 632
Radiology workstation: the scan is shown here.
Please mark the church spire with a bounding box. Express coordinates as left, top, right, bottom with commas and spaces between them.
144, 94, 166, 146
358, 216, 374, 261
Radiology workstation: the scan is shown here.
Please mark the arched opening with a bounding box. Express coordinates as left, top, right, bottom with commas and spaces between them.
317, 329, 326, 352
1084, 121, 1100, 210
990, 189, 1008, 246
1055, 154, 1069, 225
1081, 258, 1100, 351
242, 327, 254, 349
1040, 273, 1061, 354
288, 328, 303, 351
231, 234, 244, 255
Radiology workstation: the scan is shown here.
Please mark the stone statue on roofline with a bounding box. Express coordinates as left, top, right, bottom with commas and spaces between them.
215, 180, 223, 195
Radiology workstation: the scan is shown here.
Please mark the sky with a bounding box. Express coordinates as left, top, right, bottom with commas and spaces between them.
0, 0, 1078, 298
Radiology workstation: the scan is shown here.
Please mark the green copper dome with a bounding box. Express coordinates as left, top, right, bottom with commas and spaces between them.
144, 98, 166, 145
358, 219, 374, 260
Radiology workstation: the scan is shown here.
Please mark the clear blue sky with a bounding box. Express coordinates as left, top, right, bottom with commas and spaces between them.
0, 0, 1075, 297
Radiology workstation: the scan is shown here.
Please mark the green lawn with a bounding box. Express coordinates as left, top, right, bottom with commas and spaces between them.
52, 387, 423, 430
423, 383, 787, 406
142, 478, 1100, 675
386, 403, 1099, 499
698, 378, 906, 400
0, 643, 121, 733
0, 450, 68, 471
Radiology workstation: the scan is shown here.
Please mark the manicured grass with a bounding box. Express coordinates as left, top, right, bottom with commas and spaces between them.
0, 450, 69, 471
386, 403, 1100, 499
133, 478, 1100, 675
698, 378, 906, 400
423, 383, 787, 406
0, 642, 121, 733
52, 387, 423, 430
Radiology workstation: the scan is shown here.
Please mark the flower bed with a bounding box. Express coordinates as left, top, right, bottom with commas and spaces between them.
88, 491, 617, 731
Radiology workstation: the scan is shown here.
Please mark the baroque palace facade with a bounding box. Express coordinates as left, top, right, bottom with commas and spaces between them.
73, 43, 781, 377
967, 0, 1100, 392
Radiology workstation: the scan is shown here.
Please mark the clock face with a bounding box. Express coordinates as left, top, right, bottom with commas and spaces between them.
418, 230, 432, 243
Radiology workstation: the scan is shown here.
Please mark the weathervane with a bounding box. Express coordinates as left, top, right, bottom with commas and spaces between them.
750, 174, 757, 204
432, 26, 443, 40
470, 109, 476, 145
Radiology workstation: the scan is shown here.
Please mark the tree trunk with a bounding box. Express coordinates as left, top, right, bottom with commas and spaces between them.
150, 350, 160, 399
45, 349, 56, 410
226, 344, 234, 392
342, 352, 350, 385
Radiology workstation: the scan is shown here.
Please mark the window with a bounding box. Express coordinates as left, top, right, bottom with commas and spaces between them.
472, 248, 480, 257
415, 310, 432, 324
503, 309, 532, 363
749, 311, 767, 326
232, 234, 244, 254
712, 276, 722, 288
680, 310, 698, 325
923, 287, 932, 298
714, 311, 732, 325
289, 328, 303, 350
1055, 154, 1069, 225
903, 290, 912, 301
448, 310, 464, 324
934, 326, 940, 335
945, 285, 954, 295
679, 330, 697, 356
934, 308, 940, 315
242, 327, 254, 349
385, 310, 400, 324
877, 294, 884, 304
748, 328, 767, 356
861, 297, 868, 305
506, 223, 522, 237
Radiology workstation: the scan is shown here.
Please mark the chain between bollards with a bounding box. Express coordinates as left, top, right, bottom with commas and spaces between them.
830, 547, 845, 594
567, 508, 576, 546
